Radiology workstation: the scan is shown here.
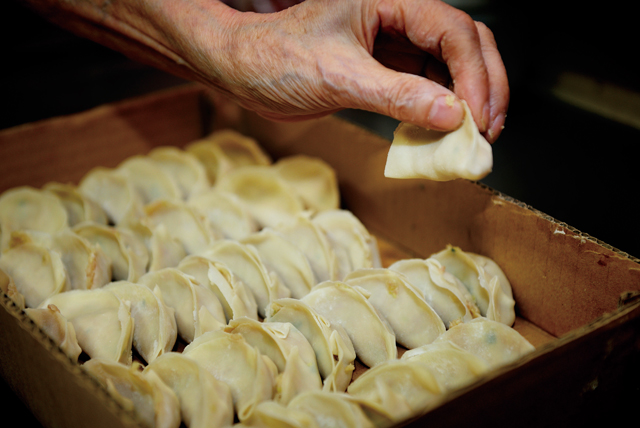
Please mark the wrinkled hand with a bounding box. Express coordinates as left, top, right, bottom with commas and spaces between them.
27, 0, 508, 142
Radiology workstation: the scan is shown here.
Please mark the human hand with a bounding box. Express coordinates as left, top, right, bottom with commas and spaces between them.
25, 0, 508, 142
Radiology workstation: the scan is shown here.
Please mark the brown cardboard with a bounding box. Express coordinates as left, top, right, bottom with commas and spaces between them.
1, 84, 639, 427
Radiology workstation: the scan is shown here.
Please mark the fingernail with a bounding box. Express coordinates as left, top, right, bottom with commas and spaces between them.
487, 112, 506, 143
428, 94, 464, 131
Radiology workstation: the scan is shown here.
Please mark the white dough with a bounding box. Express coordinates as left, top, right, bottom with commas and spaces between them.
384, 101, 492, 181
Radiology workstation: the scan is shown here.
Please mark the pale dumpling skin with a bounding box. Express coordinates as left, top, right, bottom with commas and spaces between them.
344, 268, 446, 350
0, 265, 25, 309
103, 281, 178, 364
182, 330, 278, 422
25, 304, 83, 362
40, 288, 134, 364
238, 400, 320, 428
83, 359, 181, 428
145, 352, 235, 428
287, 391, 375, 428
43, 182, 109, 227
433, 317, 535, 370
301, 281, 397, 368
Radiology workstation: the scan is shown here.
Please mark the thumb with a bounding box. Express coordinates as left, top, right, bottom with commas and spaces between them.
343, 61, 465, 131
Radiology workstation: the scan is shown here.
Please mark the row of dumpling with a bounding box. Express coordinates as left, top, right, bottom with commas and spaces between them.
0, 130, 531, 427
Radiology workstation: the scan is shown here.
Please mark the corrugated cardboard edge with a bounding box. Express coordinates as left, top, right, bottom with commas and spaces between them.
0, 294, 142, 428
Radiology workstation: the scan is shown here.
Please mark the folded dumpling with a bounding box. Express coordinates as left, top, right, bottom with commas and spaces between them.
346, 359, 443, 423
389, 258, 478, 327
0, 265, 25, 309
147, 146, 210, 200
384, 100, 492, 181
300, 281, 397, 368
241, 228, 316, 299
225, 317, 322, 405
78, 166, 145, 226
215, 166, 306, 229
137, 268, 226, 342
0, 186, 68, 251
116, 155, 182, 204
83, 359, 181, 428
273, 155, 340, 213
266, 298, 355, 393
431, 245, 515, 326
239, 400, 320, 428
43, 182, 109, 226
25, 304, 83, 362
275, 213, 339, 284
200, 239, 290, 318
103, 281, 177, 364
188, 189, 259, 240
433, 317, 535, 370
73, 222, 149, 283
344, 268, 446, 349
287, 391, 375, 428
182, 330, 278, 421
145, 352, 234, 428
40, 288, 134, 364
0, 241, 69, 308
312, 210, 381, 279
400, 340, 490, 391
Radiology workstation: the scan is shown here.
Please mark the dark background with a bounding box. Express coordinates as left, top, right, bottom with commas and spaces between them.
2, 0, 638, 426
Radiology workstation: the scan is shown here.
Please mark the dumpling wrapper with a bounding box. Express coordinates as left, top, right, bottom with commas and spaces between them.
431, 245, 515, 326
241, 228, 317, 299
201, 239, 291, 318
225, 317, 322, 405
25, 304, 82, 362
347, 359, 443, 424
273, 155, 340, 213
73, 222, 149, 283
137, 268, 226, 343
433, 317, 535, 370
182, 330, 278, 421
275, 213, 339, 284
300, 281, 397, 368
0, 266, 26, 309
83, 359, 181, 428
312, 210, 381, 279
188, 189, 259, 240
389, 258, 478, 327
0, 241, 69, 308
103, 281, 177, 364
287, 391, 375, 428
43, 182, 108, 226
116, 155, 182, 204
400, 340, 490, 392
344, 268, 446, 349
147, 146, 211, 200
177, 254, 259, 322
145, 352, 235, 428
239, 400, 320, 428
0, 186, 68, 251
40, 288, 134, 364
384, 100, 492, 181
266, 298, 356, 393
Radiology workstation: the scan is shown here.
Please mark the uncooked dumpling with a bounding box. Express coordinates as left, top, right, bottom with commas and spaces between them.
388, 258, 478, 327
0, 241, 69, 308
384, 100, 492, 181
43, 182, 108, 226
433, 317, 535, 370
239, 400, 320, 428
431, 245, 515, 326
287, 391, 375, 428
266, 298, 355, 393
116, 155, 182, 204
0, 186, 68, 251
344, 268, 446, 349
273, 155, 340, 213
177, 254, 259, 322
145, 352, 235, 428
241, 228, 316, 299
40, 288, 134, 364
0, 265, 25, 309
83, 359, 181, 428
300, 281, 397, 368
137, 268, 226, 342
187, 189, 258, 240
25, 304, 83, 362
182, 330, 278, 421
147, 146, 210, 200
226, 317, 322, 404
103, 281, 177, 364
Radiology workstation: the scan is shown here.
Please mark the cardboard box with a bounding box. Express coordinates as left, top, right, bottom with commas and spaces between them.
1, 84, 639, 427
